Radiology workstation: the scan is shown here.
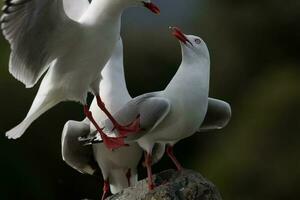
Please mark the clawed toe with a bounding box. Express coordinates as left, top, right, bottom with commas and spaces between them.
103, 136, 128, 150
113, 116, 141, 136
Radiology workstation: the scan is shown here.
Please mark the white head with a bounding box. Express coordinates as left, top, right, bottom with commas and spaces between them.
170, 27, 210, 62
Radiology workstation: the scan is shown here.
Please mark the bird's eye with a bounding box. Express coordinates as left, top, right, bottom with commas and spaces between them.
195, 39, 201, 44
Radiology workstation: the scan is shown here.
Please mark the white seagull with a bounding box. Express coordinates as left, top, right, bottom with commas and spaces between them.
1, 0, 160, 149
61, 39, 165, 199
89, 27, 231, 190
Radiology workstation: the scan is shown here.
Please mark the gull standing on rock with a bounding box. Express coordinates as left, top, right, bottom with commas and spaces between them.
61, 39, 165, 199
90, 27, 219, 190
1, 0, 160, 150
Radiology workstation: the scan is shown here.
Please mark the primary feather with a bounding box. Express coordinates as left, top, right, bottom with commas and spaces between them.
1, 0, 79, 88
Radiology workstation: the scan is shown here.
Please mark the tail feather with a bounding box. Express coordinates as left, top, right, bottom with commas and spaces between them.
5, 92, 61, 139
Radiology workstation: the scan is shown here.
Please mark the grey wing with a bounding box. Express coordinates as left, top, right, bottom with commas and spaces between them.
1, 0, 79, 88
61, 120, 99, 175
137, 94, 171, 132
198, 98, 232, 132
102, 93, 171, 141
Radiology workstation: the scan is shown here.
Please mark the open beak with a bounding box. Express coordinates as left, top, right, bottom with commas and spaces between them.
143, 2, 160, 14
170, 26, 192, 46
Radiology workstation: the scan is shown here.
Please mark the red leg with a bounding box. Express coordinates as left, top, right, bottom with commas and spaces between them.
101, 179, 110, 200
145, 152, 155, 190
126, 169, 131, 187
96, 95, 141, 136
166, 145, 183, 171
117, 115, 141, 136
84, 105, 127, 150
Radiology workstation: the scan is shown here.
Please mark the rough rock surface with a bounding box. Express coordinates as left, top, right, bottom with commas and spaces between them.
106, 169, 222, 200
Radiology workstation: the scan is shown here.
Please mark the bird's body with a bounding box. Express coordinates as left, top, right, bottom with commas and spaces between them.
89, 38, 131, 129
1, 0, 159, 145
93, 142, 142, 194
90, 39, 143, 195
138, 54, 209, 150
62, 39, 165, 198
39, 23, 121, 103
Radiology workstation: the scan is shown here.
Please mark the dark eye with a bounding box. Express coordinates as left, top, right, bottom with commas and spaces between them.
195, 39, 201, 44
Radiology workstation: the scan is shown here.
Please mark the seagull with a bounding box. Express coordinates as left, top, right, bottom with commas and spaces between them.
61, 39, 165, 200
1, 0, 160, 150
88, 27, 222, 190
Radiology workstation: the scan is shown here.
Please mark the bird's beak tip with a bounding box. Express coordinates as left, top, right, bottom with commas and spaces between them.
143, 2, 160, 14
170, 26, 190, 45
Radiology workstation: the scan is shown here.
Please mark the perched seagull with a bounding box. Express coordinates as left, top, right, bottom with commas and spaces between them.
89, 27, 224, 190
61, 39, 165, 200
1, 0, 160, 149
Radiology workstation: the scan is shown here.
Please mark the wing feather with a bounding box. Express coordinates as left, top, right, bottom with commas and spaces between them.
101, 93, 171, 141
1, 0, 79, 87
61, 120, 99, 175
198, 98, 231, 132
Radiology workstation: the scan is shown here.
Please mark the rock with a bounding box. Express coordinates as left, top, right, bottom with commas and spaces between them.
106, 169, 222, 200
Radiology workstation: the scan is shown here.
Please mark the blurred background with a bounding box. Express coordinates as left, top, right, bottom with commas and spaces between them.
0, 0, 300, 199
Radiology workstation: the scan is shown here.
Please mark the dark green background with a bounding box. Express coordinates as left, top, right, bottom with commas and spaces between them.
0, 0, 299, 199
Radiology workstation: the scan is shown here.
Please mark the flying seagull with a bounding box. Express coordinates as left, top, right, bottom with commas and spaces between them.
1, 0, 160, 150
61, 39, 165, 199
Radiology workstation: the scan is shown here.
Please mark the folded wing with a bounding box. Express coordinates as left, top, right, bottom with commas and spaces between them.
1, 0, 80, 87
61, 120, 99, 175
100, 93, 171, 141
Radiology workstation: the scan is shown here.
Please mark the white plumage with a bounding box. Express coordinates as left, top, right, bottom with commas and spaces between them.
61, 39, 165, 199
1, 0, 159, 149
92, 27, 231, 190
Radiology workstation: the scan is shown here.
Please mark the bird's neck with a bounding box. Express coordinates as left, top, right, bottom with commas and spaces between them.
100, 61, 131, 101
165, 52, 210, 97
180, 47, 210, 82
80, 0, 125, 26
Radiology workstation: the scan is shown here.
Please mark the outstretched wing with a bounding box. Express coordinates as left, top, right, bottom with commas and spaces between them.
1, 0, 80, 88
61, 120, 99, 175
198, 98, 232, 132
